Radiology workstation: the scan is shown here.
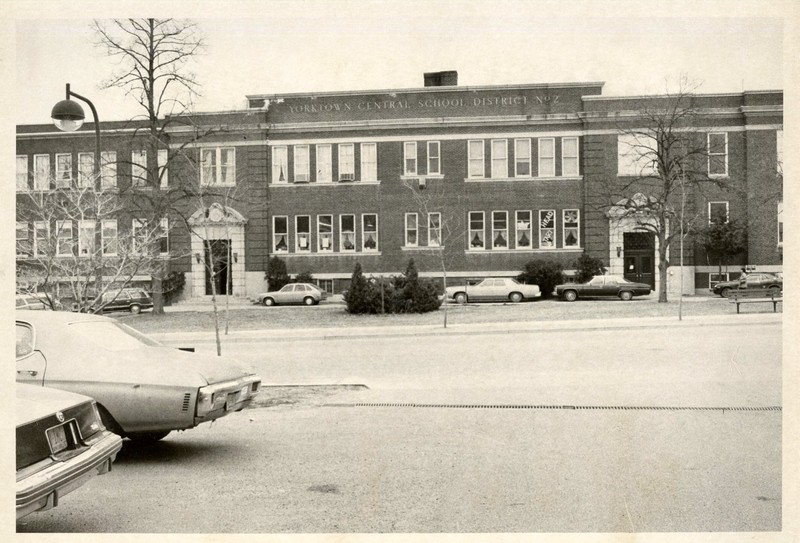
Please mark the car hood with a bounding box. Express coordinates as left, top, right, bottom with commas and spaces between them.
16, 383, 92, 425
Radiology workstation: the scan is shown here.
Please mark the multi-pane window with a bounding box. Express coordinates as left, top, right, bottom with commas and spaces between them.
296, 216, 311, 252
34, 221, 49, 257
618, 133, 657, 176
100, 151, 117, 190
428, 213, 442, 247
271, 146, 288, 184
708, 201, 729, 225
102, 220, 118, 256
294, 146, 310, 182
562, 137, 579, 176
158, 218, 169, 255
777, 201, 783, 247
55, 154, 72, 189
491, 140, 508, 178
514, 139, 531, 177
492, 211, 508, 249
538, 138, 555, 177
318, 215, 333, 251
78, 220, 95, 256
405, 213, 418, 247
78, 153, 95, 189
515, 210, 532, 249
338, 144, 355, 181
132, 219, 147, 254
403, 142, 418, 175
56, 220, 73, 256
563, 209, 580, 247
468, 140, 485, 178
539, 209, 556, 248
361, 143, 377, 182
317, 144, 332, 183
16, 222, 31, 257
469, 211, 485, 249
427, 141, 441, 175
708, 133, 728, 176
158, 150, 168, 188
131, 150, 147, 188
340, 214, 356, 251
34, 154, 50, 191
201, 147, 236, 186
273, 216, 289, 252
362, 214, 378, 251
17, 156, 28, 191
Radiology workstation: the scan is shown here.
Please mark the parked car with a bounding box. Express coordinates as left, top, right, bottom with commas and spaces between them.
16, 383, 123, 520
252, 282, 328, 306
16, 310, 262, 442
95, 288, 153, 314
16, 293, 61, 311
712, 273, 783, 297
554, 275, 652, 301
445, 278, 541, 304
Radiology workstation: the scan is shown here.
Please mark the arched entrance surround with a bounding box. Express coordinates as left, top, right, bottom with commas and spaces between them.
187, 203, 248, 298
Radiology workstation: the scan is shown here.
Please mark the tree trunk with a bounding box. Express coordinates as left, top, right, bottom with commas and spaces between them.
657, 229, 669, 303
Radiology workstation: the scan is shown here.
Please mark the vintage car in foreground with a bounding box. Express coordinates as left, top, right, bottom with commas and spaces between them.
554, 275, 652, 301
445, 278, 541, 304
711, 273, 783, 297
16, 311, 262, 442
252, 282, 328, 306
16, 383, 123, 520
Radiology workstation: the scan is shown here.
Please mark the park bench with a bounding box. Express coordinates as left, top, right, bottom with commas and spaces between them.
728, 289, 783, 314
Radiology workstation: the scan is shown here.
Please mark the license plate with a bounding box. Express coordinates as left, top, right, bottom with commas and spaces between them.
47, 423, 69, 454
225, 392, 238, 411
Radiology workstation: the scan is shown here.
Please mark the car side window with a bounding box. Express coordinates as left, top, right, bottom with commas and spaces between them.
589, 277, 604, 285
16, 323, 34, 359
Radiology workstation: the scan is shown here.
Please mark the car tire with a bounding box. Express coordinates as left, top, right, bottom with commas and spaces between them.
720, 288, 732, 298
303, 296, 315, 306
126, 431, 171, 442
454, 292, 468, 304
130, 304, 142, 314
619, 291, 633, 301
509, 292, 523, 303
563, 290, 578, 302
263, 298, 275, 307
768, 285, 781, 296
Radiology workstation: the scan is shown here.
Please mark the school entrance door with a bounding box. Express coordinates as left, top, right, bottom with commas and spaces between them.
623, 232, 655, 289
204, 239, 231, 296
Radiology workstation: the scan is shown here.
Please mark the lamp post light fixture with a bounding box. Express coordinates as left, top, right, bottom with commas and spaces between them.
51, 83, 101, 179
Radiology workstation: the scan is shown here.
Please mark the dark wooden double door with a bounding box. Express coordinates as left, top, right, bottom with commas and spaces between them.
205, 239, 231, 295
623, 232, 655, 289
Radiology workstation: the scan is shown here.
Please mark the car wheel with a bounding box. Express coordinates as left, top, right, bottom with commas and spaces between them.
130, 304, 142, 314
262, 297, 275, 307
454, 292, 468, 304
509, 292, 523, 303
768, 285, 781, 296
619, 291, 633, 301
563, 290, 578, 302
303, 296, 315, 306
126, 431, 171, 442
720, 288, 732, 298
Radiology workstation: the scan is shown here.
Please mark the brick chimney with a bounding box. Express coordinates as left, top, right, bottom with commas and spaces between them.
424, 71, 458, 87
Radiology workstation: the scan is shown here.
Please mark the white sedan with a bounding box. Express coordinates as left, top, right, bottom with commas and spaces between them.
445, 278, 540, 304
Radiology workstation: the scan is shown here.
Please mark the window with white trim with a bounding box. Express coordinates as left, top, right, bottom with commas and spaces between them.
515, 210, 532, 249
468, 140, 485, 178
707, 133, 728, 176
428, 212, 441, 247
562, 137, 579, 177
17, 156, 28, 192
514, 139, 531, 177
338, 144, 355, 181
16, 222, 31, 257
273, 216, 289, 252
491, 140, 508, 179
361, 143, 377, 182
77, 153, 94, 189
158, 150, 168, 188
403, 142, 418, 175
78, 220, 95, 256
777, 201, 783, 247
132, 219, 147, 254
131, 150, 147, 188
271, 146, 288, 184
157, 218, 169, 255
563, 209, 580, 247
427, 141, 440, 175
492, 211, 508, 249
362, 214, 378, 251
294, 146, 310, 182
200, 147, 235, 186
102, 219, 118, 256
405, 213, 418, 247
318, 215, 333, 251
708, 201, 729, 225
617, 133, 657, 176
538, 138, 555, 177
539, 209, 556, 248
296, 216, 311, 252
34, 154, 50, 191
55, 154, 72, 189
56, 220, 73, 256
100, 151, 117, 190
469, 211, 485, 249
340, 214, 356, 251
317, 144, 332, 183
34, 221, 49, 257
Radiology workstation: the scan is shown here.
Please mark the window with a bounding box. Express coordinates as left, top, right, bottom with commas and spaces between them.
132, 219, 148, 254
492, 211, 508, 249
55, 153, 72, 189
16, 222, 31, 257
469, 211, 485, 249
78, 220, 95, 256
17, 156, 28, 191
158, 149, 168, 188
777, 201, 783, 247
273, 216, 289, 252
515, 210, 532, 249
78, 153, 95, 188
294, 145, 310, 182
102, 220, 118, 256
618, 133, 657, 176
563, 209, 580, 247
340, 214, 356, 251
296, 216, 311, 251
514, 139, 531, 177
317, 279, 334, 294
131, 150, 147, 188
708, 133, 728, 176
428, 212, 441, 247
362, 214, 378, 251
539, 209, 556, 248
403, 142, 417, 175
491, 140, 508, 179
777, 130, 783, 175
709, 273, 730, 290
34, 221, 49, 257
34, 154, 50, 191
316, 144, 332, 183
468, 140, 485, 178
318, 215, 333, 252
100, 151, 117, 190
157, 218, 169, 255
338, 144, 355, 181
361, 143, 377, 182
538, 138, 555, 177
427, 141, 441, 175
56, 220, 73, 256
708, 201, 729, 225
562, 137, 579, 176
202, 147, 236, 186
405, 213, 418, 247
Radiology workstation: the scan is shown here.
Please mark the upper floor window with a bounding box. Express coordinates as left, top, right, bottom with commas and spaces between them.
34, 155, 50, 191
538, 138, 555, 177
158, 150, 168, 188
469, 211, 485, 249
708, 201, 729, 225
318, 215, 333, 251
296, 216, 311, 251
55, 153, 72, 189
617, 133, 657, 176
515, 210, 532, 249
427, 142, 441, 175
563, 209, 580, 247
404, 213, 418, 247
101, 151, 117, 190
514, 139, 531, 177
273, 216, 288, 252
294, 146, 310, 183
131, 150, 147, 188
562, 137, 579, 177
132, 218, 167, 254
201, 147, 235, 186
539, 209, 556, 248
468, 140, 485, 178
361, 143, 377, 182
272, 146, 288, 183
16, 155, 28, 191
340, 214, 356, 251
403, 142, 418, 175
707, 133, 728, 177
428, 212, 442, 247
78, 153, 95, 189
317, 145, 332, 183
491, 139, 508, 179
362, 214, 378, 251
338, 144, 355, 181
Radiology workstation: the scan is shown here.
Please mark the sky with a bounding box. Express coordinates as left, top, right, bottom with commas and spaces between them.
9, 0, 791, 125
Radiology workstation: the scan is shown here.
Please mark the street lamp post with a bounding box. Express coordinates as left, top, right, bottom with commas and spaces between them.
51, 83, 101, 180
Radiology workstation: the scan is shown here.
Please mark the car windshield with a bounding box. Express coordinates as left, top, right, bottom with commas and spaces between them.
68, 321, 164, 351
